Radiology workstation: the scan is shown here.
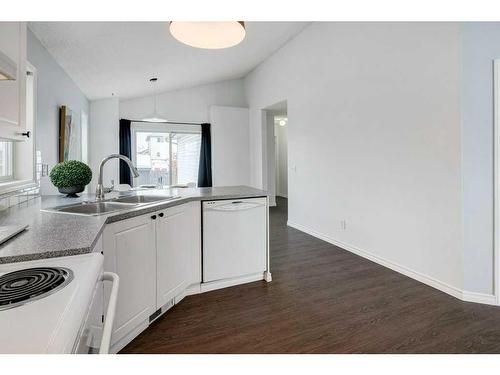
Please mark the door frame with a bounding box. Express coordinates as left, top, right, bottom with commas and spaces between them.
261, 100, 287, 207
493, 59, 500, 305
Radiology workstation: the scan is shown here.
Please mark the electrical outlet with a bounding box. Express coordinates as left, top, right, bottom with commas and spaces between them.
340, 220, 347, 230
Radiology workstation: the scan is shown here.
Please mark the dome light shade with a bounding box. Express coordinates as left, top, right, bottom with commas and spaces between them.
169, 22, 246, 49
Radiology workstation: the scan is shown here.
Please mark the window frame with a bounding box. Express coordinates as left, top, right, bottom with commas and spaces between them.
0, 141, 14, 183
130, 122, 201, 187
0, 61, 37, 194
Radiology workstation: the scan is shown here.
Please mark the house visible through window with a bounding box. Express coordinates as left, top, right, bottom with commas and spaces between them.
133, 130, 201, 187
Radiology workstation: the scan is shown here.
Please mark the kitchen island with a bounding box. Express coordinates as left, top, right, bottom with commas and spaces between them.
0, 185, 270, 353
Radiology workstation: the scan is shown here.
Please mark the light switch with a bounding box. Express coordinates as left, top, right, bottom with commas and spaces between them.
41, 164, 49, 177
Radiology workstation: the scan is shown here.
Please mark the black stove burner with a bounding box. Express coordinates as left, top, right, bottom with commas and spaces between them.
0, 267, 73, 310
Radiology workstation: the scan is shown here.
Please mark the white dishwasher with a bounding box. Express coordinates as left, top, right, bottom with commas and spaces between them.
203, 197, 267, 282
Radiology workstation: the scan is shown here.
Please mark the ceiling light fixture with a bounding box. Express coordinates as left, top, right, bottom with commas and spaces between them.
169, 21, 246, 49
143, 78, 167, 123
279, 119, 287, 127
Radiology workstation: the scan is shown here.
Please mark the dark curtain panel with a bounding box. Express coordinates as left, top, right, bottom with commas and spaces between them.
119, 119, 132, 185
197, 123, 213, 187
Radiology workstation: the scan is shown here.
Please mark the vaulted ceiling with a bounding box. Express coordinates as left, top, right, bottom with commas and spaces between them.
29, 22, 310, 100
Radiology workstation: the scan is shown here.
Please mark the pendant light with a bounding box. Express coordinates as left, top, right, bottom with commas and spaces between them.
142, 78, 167, 123
169, 22, 246, 49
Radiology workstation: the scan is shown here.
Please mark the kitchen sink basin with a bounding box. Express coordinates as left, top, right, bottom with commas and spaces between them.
44, 194, 182, 216
110, 195, 179, 204
50, 201, 136, 216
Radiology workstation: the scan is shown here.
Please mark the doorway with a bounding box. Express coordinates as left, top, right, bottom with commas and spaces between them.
274, 115, 288, 205
262, 100, 288, 216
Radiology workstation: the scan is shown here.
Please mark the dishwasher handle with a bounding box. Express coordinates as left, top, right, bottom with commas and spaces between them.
99, 272, 120, 354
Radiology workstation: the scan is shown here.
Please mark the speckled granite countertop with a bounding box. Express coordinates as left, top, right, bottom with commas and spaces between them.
0, 186, 267, 264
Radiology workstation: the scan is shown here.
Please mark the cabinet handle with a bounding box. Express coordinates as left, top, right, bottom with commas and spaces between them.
151, 215, 157, 220
16, 131, 31, 138
159, 213, 164, 217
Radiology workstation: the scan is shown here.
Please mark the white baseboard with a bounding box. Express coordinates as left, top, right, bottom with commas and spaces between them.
200, 272, 265, 293
110, 319, 149, 354
185, 283, 201, 296
287, 220, 497, 306
462, 291, 497, 305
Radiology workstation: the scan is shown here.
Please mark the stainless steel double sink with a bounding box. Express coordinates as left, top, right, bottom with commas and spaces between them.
44, 194, 181, 216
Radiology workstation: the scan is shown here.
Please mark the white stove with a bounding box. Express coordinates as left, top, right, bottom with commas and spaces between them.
0, 253, 119, 354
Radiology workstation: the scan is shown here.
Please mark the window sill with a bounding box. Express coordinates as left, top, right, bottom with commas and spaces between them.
0, 180, 37, 197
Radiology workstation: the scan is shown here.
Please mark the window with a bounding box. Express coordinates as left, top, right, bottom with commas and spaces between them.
0, 141, 13, 182
133, 129, 201, 187
0, 63, 36, 192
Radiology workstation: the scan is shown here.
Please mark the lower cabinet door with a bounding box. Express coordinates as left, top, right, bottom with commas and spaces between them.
103, 214, 156, 347
156, 203, 194, 308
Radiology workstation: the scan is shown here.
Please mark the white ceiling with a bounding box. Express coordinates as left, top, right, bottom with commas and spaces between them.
28, 22, 310, 100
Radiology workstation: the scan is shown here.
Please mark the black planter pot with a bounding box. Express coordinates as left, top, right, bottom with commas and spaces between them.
58, 186, 85, 197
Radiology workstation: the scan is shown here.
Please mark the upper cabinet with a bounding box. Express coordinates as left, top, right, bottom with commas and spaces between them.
0, 22, 27, 141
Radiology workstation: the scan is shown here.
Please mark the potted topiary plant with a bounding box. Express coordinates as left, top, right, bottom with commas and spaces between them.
49, 160, 92, 197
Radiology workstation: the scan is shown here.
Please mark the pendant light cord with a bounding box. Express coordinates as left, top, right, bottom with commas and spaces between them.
150, 77, 159, 117
139, 77, 202, 125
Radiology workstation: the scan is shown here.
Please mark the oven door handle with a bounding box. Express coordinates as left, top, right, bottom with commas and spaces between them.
99, 272, 120, 354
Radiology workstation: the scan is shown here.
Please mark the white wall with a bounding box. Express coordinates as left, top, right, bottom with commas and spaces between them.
120, 79, 247, 123
89, 97, 119, 192
27, 29, 90, 195
87, 80, 249, 190
275, 120, 288, 198
210, 106, 250, 186
245, 22, 464, 291
249, 109, 265, 190
461, 23, 500, 295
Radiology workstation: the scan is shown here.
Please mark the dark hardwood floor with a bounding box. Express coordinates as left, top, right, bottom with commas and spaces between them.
121, 197, 500, 353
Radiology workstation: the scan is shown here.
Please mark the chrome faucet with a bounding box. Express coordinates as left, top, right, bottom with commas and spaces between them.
95, 154, 140, 200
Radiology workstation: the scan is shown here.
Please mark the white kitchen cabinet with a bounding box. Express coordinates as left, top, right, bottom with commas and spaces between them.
156, 201, 201, 308
103, 213, 156, 349
103, 201, 201, 352
0, 22, 27, 141
188, 202, 202, 286
101, 198, 266, 351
